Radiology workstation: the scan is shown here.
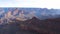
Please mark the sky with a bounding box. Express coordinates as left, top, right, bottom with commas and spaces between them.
0, 0, 60, 9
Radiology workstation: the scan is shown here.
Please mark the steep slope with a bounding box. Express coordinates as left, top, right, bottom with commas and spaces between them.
18, 17, 60, 34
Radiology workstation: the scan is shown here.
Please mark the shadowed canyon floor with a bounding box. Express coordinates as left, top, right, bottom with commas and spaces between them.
0, 17, 60, 34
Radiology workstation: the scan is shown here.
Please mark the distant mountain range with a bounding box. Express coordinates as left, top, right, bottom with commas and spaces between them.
0, 8, 60, 24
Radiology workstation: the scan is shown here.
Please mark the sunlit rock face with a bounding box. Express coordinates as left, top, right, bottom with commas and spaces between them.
0, 8, 60, 24
0, 8, 36, 24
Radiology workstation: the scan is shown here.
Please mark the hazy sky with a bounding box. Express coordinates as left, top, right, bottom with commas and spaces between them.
0, 0, 60, 9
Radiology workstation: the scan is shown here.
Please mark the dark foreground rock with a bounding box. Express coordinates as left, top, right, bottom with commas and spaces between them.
0, 17, 60, 34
